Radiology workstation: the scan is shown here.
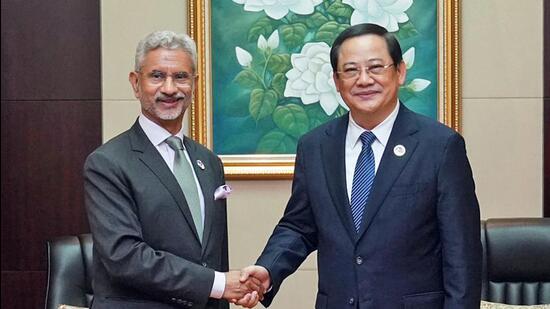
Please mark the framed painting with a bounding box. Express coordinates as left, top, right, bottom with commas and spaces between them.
188, 0, 460, 179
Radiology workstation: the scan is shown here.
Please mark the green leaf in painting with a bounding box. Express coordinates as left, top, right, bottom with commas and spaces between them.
272, 104, 309, 138
326, 1, 353, 19
306, 12, 329, 28
271, 73, 287, 98
267, 54, 291, 73
256, 129, 297, 154
333, 106, 349, 118
395, 20, 418, 40
315, 21, 348, 45
280, 23, 308, 49
398, 87, 415, 102
279, 97, 303, 105
234, 70, 263, 89
305, 104, 331, 129
249, 88, 278, 122
248, 17, 276, 42
222, 93, 251, 117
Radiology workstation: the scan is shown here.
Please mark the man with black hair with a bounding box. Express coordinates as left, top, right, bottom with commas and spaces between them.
240, 23, 481, 309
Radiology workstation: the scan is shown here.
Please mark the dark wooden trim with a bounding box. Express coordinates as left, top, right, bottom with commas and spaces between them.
1, 0, 101, 101
1, 100, 99, 270
1, 271, 47, 309
0, 0, 101, 307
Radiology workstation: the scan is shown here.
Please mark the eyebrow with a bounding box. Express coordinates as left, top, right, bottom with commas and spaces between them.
342, 58, 385, 66
148, 69, 190, 74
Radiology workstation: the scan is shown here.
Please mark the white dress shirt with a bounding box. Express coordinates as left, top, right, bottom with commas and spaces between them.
345, 101, 400, 202
138, 114, 225, 299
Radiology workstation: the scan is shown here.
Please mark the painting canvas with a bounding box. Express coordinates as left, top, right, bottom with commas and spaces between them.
188, 0, 460, 178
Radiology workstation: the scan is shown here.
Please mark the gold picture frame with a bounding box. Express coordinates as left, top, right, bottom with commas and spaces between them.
188, 0, 460, 179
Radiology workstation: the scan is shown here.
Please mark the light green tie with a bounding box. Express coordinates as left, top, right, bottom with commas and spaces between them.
165, 136, 203, 243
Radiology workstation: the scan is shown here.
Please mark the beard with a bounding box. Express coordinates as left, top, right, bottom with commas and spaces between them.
144, 93, 190, 120
149, 102, 185, 120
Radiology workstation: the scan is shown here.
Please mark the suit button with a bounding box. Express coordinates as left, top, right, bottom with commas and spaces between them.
202, 262, 207, 267
188, 301, 194, 306
355, 256, 363, 265
171, 297, 177, 302
348, 297, 355, 305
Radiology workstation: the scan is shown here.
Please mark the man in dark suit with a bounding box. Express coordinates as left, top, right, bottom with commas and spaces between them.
84, 31, 263, 309
239, 23, 482, 309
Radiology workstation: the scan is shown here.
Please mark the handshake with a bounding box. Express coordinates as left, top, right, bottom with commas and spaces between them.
223, 265, 271, 308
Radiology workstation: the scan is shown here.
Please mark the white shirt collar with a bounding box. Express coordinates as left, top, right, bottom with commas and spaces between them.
138, 114, 185, 147
347, 100, 400, 148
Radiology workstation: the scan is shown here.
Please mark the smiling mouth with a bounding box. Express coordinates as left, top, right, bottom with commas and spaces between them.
157, 97, 184, 105
353, 91, 379, 99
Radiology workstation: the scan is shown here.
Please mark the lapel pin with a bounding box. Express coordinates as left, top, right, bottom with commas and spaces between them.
196, 159, 205, 170
393, 144, 406, 157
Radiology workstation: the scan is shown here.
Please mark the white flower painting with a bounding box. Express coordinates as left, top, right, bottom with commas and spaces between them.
233, 0, 323, 20
343, 0, 413, 32
284, 42, 347, 115
211, 0, 438, 154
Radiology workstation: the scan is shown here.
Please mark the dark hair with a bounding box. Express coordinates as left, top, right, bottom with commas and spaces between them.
330, 23, 403, 71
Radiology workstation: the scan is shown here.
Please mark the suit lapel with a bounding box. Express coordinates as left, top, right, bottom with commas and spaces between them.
321, 115, 357, 242
183, 137, 217, 253
128, 121, 202, 244
356, 104, 419, 241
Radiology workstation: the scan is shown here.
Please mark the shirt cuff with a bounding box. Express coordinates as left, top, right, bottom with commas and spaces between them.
209, 271, 225, 299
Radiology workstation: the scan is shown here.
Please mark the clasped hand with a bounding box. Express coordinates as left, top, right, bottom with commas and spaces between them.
223, 266, 271, 308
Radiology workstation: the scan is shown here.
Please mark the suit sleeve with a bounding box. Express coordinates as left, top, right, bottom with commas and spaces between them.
436, 133, 482, 309
256, 140, 319, 307
84, 150, 214, 306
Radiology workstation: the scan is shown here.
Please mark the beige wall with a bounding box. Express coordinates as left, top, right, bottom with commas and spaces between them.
461, 0, 544, 218
101, 0, 544, 308
101, 0, 190, 138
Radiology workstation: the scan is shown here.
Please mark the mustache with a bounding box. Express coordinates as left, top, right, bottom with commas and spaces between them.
155, 94, 186, 102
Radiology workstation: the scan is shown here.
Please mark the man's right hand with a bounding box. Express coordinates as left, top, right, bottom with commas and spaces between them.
222, 270, 265, 303
234, 265, 271, 308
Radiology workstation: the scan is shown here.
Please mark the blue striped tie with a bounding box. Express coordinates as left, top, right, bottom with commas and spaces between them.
350, 131, 376, 232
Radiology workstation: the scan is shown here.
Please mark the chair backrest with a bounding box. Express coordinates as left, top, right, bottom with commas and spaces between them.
45, 234, 93, 309
481, 218, 550, 305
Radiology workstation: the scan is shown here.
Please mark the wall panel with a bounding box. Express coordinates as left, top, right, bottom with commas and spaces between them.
1, 0, 101, 101
1, 271, 47, 309
0, 0, 101, 308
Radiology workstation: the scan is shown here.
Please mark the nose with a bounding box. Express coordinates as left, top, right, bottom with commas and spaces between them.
160, 76, 178, 95
356, 69, 374, 86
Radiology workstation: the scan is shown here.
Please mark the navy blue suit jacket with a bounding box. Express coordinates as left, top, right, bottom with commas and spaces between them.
257, 104, 482, 309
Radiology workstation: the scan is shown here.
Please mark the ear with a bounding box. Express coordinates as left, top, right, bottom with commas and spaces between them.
333, 72, 341, 92
129, 71, 140, 99
397, 61, 407, 86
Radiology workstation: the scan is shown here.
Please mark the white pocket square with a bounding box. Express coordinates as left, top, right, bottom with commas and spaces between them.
214, 184, 232, 200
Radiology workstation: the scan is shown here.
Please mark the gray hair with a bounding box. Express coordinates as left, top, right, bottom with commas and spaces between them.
134, 30, 197, 73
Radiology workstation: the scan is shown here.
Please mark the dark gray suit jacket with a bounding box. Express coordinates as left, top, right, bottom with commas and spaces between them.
84, 120, 229, 309
257, 104, 482, 309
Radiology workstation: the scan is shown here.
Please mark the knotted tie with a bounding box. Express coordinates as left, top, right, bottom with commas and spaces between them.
165, 136, 203, 242
350, 131, 376, 232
